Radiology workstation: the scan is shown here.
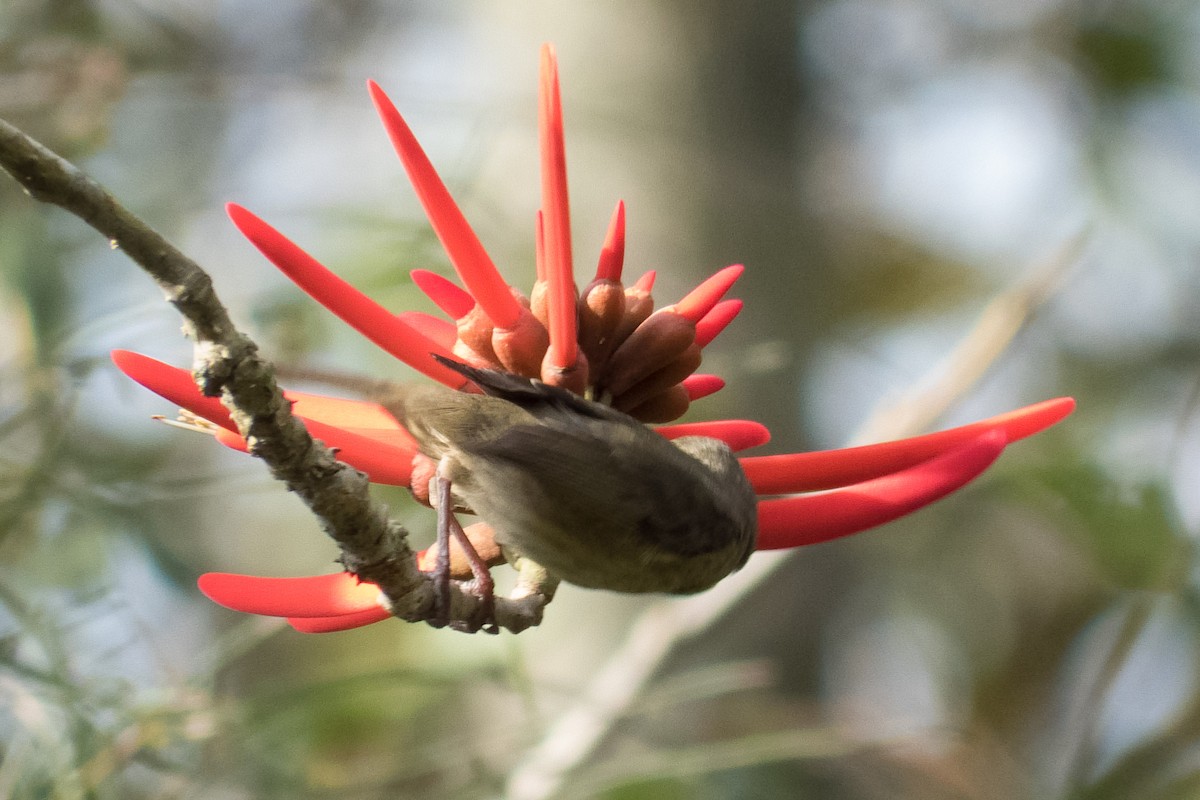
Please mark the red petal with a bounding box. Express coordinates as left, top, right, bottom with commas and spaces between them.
214, 427, 247, 452
741, 397, 1075, 495
633, 270, 656, 293
658, 419, 771, 452
288, 607, 392, 633
411, 269, 475, 320
397, 310, 457, 350
212, 411, 417, 486
300, 418, 417, 486
694, 299, 743, 348
226, 204, 467, 389
595, 200, 626, 282
539, 45, 578, 371
367, 80, 522, 329
198, 571, 386, 617
670, 265, 743, 324
682, 373, 725, 400
534, 209, 547, 282
111, 350, 235, 430
283, 392, 401, 432
114, 351, 410, 441
755, 430, 1006, 549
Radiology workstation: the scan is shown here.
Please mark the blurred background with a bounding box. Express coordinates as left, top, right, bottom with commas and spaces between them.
1, 1, 1197, 798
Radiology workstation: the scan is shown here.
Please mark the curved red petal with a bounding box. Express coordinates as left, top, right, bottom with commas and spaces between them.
303, 418, 417, 485
283, 392, 401, 432
411, 269, 475, 320
226, 204, 466, 389
671, 265, 744, 324
367, 80, 522, 329
595, 200, 626, 282
755, 430, 1006, 550
214, 427, 248, 452
287, 395, 418, 450
294, 417, 417, 485
396, 311, 457, 350
633, 270, 656, 293
114, 351, 409, 440
213, 413, 417, 486
288, 607, 392, 633
534, 209, 547, 283
113, 352, 421, 467
682, 373, 725, 401
694, 299, 743, 348
198, 571, 386, 617
658, 419, 771, 452
741, 397, 1075, 495
539, 45, 578, 371
111, 350, 235, 430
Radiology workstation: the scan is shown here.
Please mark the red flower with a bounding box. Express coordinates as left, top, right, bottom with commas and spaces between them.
112, 45, 1073, 633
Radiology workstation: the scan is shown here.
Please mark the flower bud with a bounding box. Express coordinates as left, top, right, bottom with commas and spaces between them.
577, 278, 626, 375
611, 341, 702, 412
541, 348, 589, 394
492, 305, 550, 378
416, 522, 504, 578
603, 311, 695, 397
626, 383, 690, 423
455, 304, 496, 363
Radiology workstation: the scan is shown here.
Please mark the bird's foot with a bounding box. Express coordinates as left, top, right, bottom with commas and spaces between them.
429, 458, 498, 634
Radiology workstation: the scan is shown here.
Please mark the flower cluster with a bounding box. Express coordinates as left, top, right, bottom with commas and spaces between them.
113, 45, 1073, 633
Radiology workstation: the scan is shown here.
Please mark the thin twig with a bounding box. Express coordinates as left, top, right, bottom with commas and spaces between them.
0, 117, 548, 633
504, 235, 1082, 800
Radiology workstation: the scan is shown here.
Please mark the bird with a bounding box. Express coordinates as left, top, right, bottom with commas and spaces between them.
284, 355, 759, 629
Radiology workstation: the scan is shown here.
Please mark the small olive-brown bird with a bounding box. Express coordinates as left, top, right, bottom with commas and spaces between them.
377, 356, 758, 596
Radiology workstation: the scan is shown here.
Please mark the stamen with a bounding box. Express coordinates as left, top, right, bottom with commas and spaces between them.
151, 411, 219, 436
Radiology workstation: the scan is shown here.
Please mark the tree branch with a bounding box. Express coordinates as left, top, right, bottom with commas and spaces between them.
0, 116, 547, 633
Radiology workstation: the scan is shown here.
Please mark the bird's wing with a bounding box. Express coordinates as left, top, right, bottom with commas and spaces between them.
466, 417, 735, 558
431, 354, 630, 425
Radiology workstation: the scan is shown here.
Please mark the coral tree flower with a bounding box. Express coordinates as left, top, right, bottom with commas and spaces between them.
113, 45, 1074, 633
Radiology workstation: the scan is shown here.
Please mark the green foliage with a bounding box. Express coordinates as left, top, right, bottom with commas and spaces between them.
1028, 464, 1189, 591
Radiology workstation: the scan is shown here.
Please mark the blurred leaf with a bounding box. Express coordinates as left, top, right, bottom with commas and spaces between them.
602, 777, 693, 800
1017, 463, 1188, 591
1077, 689, 1200, 800
250, 295, 331, 366
1072, 11, 1173, 97
824, 228, 986, 323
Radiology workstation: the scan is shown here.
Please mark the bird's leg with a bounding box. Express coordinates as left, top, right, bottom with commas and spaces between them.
431, 457, 498, 634
444, 503, 498, 634
427, 464, 452, 629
